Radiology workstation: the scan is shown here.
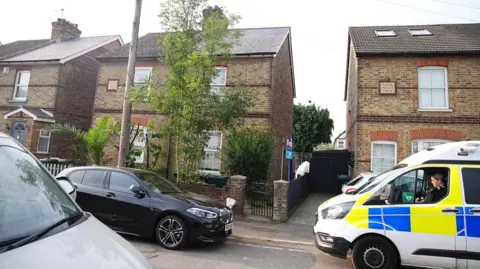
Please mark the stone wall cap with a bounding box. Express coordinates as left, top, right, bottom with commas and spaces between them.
230, 175, 247, 180
274, 180, 289, 184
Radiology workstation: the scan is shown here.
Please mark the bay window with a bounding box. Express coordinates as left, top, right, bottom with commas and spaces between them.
200, 131, 222, 173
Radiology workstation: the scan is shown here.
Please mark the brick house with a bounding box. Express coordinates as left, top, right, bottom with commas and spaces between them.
345, 23, 480, 175
0, 18, 122, 158
93, 27, 295, 181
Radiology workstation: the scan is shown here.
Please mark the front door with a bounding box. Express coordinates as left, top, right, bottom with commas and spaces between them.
11, 121, 27, 145
104, 171, 152, 236
384, 166, 458, 269
459, 166, 480, 268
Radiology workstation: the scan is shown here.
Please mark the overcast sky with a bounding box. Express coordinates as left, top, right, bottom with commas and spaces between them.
2, 0, 480, 140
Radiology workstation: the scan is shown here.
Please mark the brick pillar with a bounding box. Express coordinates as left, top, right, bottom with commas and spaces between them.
273, 180, 289, 221
228, 175, 246, 216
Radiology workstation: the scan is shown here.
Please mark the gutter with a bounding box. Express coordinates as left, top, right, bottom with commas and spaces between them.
0, 59, 60, 65
96, 52, 277, 62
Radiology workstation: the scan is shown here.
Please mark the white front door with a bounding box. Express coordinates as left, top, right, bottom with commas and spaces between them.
459, 166, 480, 269
384, 167, 458, 269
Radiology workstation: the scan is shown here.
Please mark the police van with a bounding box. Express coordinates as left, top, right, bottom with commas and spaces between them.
313, 141, 480, 269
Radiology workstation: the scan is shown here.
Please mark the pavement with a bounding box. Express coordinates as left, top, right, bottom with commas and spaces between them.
129, 237, 354, 269
288, 193, 333, 225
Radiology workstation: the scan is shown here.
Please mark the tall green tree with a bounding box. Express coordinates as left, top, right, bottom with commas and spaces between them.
50, 116, 116, 165
130, 1, 253, 183
293, 101, 334, 154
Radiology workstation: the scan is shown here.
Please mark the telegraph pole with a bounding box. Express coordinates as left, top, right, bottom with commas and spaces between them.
118, 0, 142, 167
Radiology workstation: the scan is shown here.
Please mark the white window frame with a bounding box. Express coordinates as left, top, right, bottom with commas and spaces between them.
210, 67, 227, 96
132, 125, 147, 164
37, 129, 51, 154
13, 70, 31, 101
134, 67, 152, 101
418, 66, 449, 110
408, 29, 433, 36
199, 131, 222, 174
371, 141, 397, 173
374, 30, 396, 37
411, 139, 452, 154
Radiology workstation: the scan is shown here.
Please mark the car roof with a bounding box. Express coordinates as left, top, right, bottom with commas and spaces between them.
58, 165, 153, 176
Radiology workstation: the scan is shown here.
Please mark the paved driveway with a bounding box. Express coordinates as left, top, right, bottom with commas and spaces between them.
288, 193, 334, 225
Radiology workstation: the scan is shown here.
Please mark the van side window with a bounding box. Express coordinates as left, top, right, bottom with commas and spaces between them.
82, 170, 105, 188
390, 167, 449, 204
461, 168, 480, 204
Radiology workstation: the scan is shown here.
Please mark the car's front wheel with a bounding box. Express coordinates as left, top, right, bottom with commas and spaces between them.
156, 215, 188, 250
352, 235, 399, 269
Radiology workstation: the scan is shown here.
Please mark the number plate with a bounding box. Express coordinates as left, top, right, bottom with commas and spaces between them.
225, 222, 233, 232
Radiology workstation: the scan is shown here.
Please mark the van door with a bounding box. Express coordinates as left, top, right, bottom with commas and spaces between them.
383, 166, 459, 269
459, 166, 480, 268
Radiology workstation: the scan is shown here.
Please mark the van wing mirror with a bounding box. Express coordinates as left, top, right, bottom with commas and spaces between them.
378, 184, 396, 204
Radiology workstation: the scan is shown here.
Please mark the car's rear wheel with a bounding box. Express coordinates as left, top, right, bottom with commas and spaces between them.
156, 215, 188, 250
352, 235, 399, 269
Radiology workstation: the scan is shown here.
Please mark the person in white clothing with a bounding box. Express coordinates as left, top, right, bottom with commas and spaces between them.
295, 156, 311, 179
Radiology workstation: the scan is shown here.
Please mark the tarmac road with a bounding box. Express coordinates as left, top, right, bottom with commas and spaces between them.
129, 237, 355, 269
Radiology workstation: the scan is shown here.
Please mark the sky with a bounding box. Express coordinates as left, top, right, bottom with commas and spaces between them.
2, 0, 480, 141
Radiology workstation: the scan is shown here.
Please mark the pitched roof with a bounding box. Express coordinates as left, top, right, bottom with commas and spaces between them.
0, 39, 51, 60
0, 36, 123, 64
98, 27, 290, 59
349, 23, 480, 55
4, 106, 55, 123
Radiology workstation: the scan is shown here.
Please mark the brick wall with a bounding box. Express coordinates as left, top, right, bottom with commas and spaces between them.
177, 182, 229, 203
346, 54, 480, 175
270, 33, 294, 182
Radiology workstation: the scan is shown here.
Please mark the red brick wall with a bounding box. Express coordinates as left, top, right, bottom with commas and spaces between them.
177, 182, 229, 203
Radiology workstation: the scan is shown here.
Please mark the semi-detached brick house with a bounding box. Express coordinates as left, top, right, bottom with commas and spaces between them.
345, 23, 480, 175
93, 27, 295, 182
0, 18, 122, 158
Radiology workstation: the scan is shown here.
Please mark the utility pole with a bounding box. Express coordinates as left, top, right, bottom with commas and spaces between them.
118, 0, 143, 167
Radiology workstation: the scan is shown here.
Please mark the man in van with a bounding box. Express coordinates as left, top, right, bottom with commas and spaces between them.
415, 173, 447, 203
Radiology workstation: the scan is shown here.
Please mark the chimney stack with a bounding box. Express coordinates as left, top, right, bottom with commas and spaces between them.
51, 18, 82, 40
202, 6, 227, 23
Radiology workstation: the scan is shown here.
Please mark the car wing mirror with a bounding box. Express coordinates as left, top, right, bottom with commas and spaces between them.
57, 176, 77, 201
130, 184, 145, 197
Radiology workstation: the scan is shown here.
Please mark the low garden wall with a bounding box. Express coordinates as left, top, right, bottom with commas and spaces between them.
177, 182, 229, 203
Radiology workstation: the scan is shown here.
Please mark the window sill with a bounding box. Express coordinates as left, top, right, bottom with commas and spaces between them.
8, 98, 27, 103
417, 108, 453, 113
36, 152, 49, 154
199, 170, 221, 175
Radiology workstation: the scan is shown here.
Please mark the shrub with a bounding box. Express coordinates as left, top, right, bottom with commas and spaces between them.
223, 126, 275, 184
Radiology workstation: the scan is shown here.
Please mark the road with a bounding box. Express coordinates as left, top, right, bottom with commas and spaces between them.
128, 237, 354, 269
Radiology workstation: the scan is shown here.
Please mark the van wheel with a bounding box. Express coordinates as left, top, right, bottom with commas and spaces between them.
156, 215, 188, 250
352, 236, 399, 269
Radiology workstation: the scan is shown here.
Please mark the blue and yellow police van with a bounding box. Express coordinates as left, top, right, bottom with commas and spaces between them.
313, 141, 480, 269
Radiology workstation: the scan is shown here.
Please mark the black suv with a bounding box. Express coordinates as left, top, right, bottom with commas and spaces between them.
56, 166, 234, 249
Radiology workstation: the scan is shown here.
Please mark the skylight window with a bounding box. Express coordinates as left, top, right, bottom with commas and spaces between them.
374, 30, 397, 37
408, 29, 433, 36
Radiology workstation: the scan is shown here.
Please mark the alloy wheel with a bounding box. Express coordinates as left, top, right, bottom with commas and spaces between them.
158, 218, 184, 248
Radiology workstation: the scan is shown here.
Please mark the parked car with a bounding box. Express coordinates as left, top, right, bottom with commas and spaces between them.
56, 166, 236, 250
341, 172, 377, 194
0, 133, 152, 269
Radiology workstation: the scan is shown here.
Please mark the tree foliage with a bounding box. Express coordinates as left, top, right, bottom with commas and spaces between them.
223, 125, 275, 184
293, 101, 334, 153
49, 116, 116, 165
130, 0, 253, 183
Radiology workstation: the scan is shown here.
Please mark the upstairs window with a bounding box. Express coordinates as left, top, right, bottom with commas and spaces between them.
13, 70, 30, 101
418, 66, 448, 109
134, 68, 152, 99
374, 30, 396, 37
210, 67, 227, 96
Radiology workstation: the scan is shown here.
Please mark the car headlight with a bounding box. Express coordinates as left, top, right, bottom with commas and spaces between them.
321, 202, 355, 220
186, 208, 218, 219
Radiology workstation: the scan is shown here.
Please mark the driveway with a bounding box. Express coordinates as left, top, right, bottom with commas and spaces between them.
288, 193, 334, 225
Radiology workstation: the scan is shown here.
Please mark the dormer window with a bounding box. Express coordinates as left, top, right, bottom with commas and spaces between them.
408, 29, 433, 36
374, 30, 396, 37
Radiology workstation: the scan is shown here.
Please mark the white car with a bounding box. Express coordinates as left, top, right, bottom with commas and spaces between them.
341, 172, 377, 194
0, 132, 152, 269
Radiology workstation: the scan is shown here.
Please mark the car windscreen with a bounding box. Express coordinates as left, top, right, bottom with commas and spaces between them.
356, 164, 407, 194
0, 145, 80, 247
134, 172, 184, 194
345, 175, 363, 186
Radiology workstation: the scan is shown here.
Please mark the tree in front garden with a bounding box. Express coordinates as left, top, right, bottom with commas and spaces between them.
130, 0, 253, 183
293, 101, 334, 155
49, 116, 116, 165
